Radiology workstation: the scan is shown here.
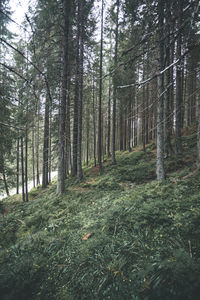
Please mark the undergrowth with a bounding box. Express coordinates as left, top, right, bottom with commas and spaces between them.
0, 128, 200, 299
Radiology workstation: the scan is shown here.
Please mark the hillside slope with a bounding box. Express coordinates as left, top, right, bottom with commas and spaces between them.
1, 130, 200, 300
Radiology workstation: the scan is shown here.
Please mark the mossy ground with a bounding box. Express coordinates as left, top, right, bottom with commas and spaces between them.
1, 128, 200, 299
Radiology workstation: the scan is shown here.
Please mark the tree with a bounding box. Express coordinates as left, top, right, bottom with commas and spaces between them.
156, 0, 165, 180
112, 0, 120, 165
57, 0, 71, 194
98, 0, 104, 173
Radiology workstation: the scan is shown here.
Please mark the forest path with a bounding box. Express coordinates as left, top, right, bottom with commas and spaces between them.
0, 171, 57, 201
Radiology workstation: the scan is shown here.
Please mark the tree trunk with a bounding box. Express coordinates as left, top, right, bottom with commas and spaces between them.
156, 0, 165, 181
21, 136, 25, 202
42, 94, 49, 188
2, 162, 9, 196
77, 0, 84, 180
86, 97, 90, 166
197, 96, 200, 167
93, 76, 97, 166
98, 0, 104, 173
165, 0, 173, 157
36, 100, 40, 186
25, 128, 28, 202
65, 77, 71, 176
107, 77, 111, 157
128, 95, 132, 152
16, 137, 20, 194
175, 0, 183, 154
49, 111, 52, 183
112, 0, 120, 164
72, 3, 80, 177
57, 0, 71, 194
32, 128, 36, 188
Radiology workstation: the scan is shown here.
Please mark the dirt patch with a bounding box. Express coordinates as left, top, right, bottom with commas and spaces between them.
85, 166, 99, 176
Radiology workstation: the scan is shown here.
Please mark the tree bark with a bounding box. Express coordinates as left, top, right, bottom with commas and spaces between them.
36, 99, 40, 186
165, 0, 173, 157
175, 0, 183, 154
112, 0, 120, 164
77, 0, 84, 180
42, 94, 49, 188
197, 96, 200, 167
57, 0, 71, 194
21, 136, 25, 202
25, 127, 28, 202
16, 137, 20, 194
2, 161, 9, 196
32, 128, 36, 188
107, 77, 111, 157
72, 3, 80, 177
98, 0, 104, 173
92, 76, 97, 166
156, 0, 165, 181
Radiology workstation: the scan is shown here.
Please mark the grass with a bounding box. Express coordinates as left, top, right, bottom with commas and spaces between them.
1, 127, 200, 299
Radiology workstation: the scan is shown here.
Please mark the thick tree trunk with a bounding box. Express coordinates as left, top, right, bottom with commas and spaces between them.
156, 0, 165, 181
57, 0, 71, 194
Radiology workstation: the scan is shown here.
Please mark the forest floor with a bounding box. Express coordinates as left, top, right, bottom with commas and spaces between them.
1, 125, 200, 300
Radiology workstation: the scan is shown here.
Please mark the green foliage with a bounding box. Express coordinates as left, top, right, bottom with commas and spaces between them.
1, 135, 200, 299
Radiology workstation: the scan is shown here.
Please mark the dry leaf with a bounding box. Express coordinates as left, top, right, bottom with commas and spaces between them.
82, 232, 94, 240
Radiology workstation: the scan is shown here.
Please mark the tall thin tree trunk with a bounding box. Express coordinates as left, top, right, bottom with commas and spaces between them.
32, 128, 36, 188
21, 136, 25, 202
86, 97, 90, 166
93, 76, 97, 166
128, 95, 132, 152
72, 3, 80, 177
2, 161, 9, 196
165, 0, 173, 157
107, 77, 111, 157
77, 0, 84, 180
42, 93, 49, 188
16, 137, 20, 194
175, 0, 183, 154
197, 96, 200, 167
156, 0, 165, 180
25, 128, 28, 202
57, 0, 71, 194
112, 0, 120, 164
36, 100, 40, 186
98, 0, 104, 173
65, 77, 71, 176
49, 111, 52, 183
